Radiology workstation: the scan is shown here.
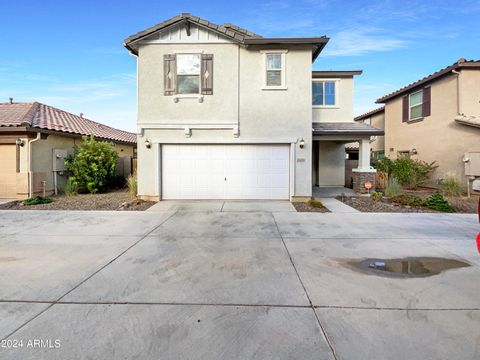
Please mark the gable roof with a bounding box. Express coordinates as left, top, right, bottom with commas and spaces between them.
124, 13, 329, 61
377, 58, 480, 103
0, 102, 136, 144
354, 106, 385, 121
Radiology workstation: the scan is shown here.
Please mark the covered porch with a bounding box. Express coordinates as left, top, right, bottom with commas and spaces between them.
312, 122, 384, 193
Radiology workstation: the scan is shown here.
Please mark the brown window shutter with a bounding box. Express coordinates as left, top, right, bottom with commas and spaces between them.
201, 54, 213, 95
164, 54, 176, 95
422, 87, 431, 117
402, 95, 409, 122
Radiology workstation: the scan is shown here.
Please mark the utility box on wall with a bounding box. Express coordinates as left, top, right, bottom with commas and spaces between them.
52, 149, 68, 172
464, 152, 480, 176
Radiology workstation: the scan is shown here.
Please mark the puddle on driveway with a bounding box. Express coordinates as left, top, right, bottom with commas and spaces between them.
346, 257, 470, 278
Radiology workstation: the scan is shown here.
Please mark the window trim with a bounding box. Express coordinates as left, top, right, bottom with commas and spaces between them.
176, 53, 201, 95
261, 50, 288, 90
312, 79, 339, 108
408, 89, 423, 121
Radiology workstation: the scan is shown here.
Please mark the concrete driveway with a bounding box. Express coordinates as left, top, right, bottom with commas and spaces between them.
0, 205, 479, 359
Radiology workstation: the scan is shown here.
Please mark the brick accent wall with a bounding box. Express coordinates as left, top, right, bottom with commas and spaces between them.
352, 171, 376, 194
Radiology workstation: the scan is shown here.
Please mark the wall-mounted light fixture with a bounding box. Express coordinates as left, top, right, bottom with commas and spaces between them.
298, 138, 305, 149
15, 138, 24, 147
145, 139, 151, 149
411, 147, 418, 155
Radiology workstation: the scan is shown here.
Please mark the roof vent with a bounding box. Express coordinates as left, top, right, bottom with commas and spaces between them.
458, 58, 466, 63
181, 13, 191, 17
8, 97, 13, 104
79, 113, 84, 118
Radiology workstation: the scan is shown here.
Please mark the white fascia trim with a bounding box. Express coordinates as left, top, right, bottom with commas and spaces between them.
150, 138, 299, 144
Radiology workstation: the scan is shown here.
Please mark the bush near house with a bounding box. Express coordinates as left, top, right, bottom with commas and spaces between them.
384, 177, 401, 197
370, 191, 383, 202
65, 136, 118, 194
390, 193, 425, 207
424, 192, 456, 212
373, 157, 437, 190
127, 172, 138, 200
440, 175, 465, 197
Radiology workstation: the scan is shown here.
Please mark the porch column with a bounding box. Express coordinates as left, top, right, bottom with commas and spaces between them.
352, 138, 376, 193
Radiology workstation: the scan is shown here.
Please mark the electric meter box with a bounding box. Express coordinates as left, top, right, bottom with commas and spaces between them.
53, 149, 68, 172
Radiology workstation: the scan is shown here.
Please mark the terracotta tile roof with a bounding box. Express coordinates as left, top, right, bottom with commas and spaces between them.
377, 58, 480, 103
354, 106, 385, 121
0, 102, 136, 144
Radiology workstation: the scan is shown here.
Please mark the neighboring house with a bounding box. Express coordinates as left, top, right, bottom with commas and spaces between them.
124, 13, 383, 200
373, 58, 480, 186
0, 100, 137, 199
353, 106, 385, 159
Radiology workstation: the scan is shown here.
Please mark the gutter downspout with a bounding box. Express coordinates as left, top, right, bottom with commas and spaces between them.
28, 132, 41, 198
452, 69, 462, 115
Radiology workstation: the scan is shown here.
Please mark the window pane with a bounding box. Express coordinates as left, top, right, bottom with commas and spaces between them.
266, 54, 281, 69
323, 81, 335, 105
410, 104, 422, 119
312, 82, 324, 105
177, 75, 199, 94
409, 91, 423, 106
266, 70, 281, 86
177, 54, 200, 74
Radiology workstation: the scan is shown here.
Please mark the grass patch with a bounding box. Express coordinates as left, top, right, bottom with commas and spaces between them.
308, 199, 324, 208
23, 196, 53, 206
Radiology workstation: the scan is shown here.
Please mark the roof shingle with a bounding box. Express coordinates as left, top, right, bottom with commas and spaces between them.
0, 102, 136, 144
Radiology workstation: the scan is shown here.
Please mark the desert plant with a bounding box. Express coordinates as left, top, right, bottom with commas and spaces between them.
385, 177, 401, 197
372, 157, 394, 175
23, 196, 53, 206
65, 136, 118, 194
390, 157, 437, 189
64, 177, 79, 196
390, 193, 425, 207
440, 175, 465, 197
127, 172, 138, 200
370, 191, 383, 202
424, 192, 455, 212
308, 199, 324, 208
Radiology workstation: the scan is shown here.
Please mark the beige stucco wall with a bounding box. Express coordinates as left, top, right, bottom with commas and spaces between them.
384, 70, 480, 183
369, 111, 385, 153
312, 77, 354, 123
137, 42, 313, 199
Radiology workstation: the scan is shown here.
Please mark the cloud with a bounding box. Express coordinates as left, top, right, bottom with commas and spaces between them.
323, 28, 408, 56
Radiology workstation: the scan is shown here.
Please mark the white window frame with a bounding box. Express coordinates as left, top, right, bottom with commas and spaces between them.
261, 50, 287, 90
408, 89, 423, 120
176, 53, 201, 95
312, 79, 339, 108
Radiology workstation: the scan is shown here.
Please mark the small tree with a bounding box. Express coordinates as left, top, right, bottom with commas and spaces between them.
65, 136, 118, 194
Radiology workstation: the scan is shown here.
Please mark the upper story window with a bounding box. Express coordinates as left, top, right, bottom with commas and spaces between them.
312, 81, 336, 106
163, 53, 214, 97
261, 50, 287, 90
176, 54, 201, 94
402, 87, 430, 122
409, 90, 423, 120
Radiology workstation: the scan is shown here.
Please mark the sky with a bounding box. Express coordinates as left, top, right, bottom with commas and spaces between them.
1, 0, 479, 132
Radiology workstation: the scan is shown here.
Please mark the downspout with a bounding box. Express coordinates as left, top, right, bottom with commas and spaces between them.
452, 69, 461, 115
28, 132, 41, 198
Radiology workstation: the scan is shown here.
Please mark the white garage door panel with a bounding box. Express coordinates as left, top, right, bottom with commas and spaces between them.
162, 145, 290, 200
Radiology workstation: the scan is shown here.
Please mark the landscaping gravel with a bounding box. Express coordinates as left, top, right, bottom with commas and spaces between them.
0, 190, 156, 211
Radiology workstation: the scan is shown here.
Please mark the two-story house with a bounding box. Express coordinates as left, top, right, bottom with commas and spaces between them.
371, 59, 480, 188
124, 13, 383, 200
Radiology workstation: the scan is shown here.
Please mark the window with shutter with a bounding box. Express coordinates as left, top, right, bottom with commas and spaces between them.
163, 54, 176, 96
201, 54, 213, 95
422, 87, 431, 117
408, 90, 423, 120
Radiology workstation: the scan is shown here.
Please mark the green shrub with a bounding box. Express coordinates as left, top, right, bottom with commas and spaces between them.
64, 177, 79, 196
440, 175, 465, 197
390, 157, 437, 189
370, 191, 383, 202
424, 192, 455, 212
127, 172, 137, 200
372, 157, 393, 175
385, 177, 401, 197
308, 199, 324, 208
23, 196, 52, 206
65, 136, 118, 194
390, 193, 425, 207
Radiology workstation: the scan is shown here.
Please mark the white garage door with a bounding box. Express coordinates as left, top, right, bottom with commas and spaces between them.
162, 144, 290, 199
